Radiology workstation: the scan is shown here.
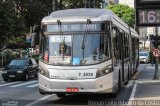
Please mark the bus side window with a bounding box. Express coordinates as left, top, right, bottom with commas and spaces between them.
112, 27, 122, 64
104, 34, 111, 59
112, 27, 118, 64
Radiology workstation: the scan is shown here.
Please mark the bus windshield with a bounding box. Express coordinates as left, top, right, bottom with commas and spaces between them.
42, 34, 110, 65
40, 22, 111, 66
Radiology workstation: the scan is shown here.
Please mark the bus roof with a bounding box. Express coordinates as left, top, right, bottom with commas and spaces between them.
42, 8, 139, 38
42, 8, 113, 23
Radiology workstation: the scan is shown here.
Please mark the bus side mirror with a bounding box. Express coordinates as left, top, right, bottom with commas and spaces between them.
31, 25, 40, 47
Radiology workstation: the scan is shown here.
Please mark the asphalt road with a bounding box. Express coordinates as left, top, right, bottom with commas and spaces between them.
27, 80, 135, 106
0, 64, 147, 106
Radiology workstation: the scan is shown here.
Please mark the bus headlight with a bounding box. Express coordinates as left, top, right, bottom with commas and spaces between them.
96, 67, 112, 78
39, 67, 50, 78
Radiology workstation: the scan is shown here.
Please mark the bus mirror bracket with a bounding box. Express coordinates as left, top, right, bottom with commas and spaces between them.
31, 25, 40, 47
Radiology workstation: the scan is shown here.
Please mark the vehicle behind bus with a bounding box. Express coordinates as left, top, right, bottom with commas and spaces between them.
139, 51, 149, 63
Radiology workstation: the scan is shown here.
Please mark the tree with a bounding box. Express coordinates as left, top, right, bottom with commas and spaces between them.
62, 0, 84, 9
107, 4, 135, 28
60, 0, 102, 9
0, 0, 105, 50
0, 0, 26, 49
0, 0, 52, 50
20, 0, 52, 27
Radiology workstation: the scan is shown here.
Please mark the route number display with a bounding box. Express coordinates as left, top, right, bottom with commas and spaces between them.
138, 9, 160, 26
135, 0, 160, 26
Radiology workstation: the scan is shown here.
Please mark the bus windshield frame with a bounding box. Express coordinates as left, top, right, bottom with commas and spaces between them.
39, 22, 111, 66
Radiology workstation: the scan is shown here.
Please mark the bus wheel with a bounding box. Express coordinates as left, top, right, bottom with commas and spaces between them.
118, 71, 121, 90
56, 94, 66, 98
125, 67, 130, 85
3, 78, 8, 82
111, 91, 118, 98
128, 67, 130, 80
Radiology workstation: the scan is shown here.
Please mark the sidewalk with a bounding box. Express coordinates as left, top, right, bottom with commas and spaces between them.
129, 64, 160, 105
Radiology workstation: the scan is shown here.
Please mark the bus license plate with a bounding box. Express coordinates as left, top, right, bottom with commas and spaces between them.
66, 88, 79, 92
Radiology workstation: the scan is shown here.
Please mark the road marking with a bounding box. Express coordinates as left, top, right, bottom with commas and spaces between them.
127, 68, 142, 105
137, 80, 160, 84
25, 94, 55, 106
127, 80, 137, 106
9, 81, 37, 87
128, 80, 137, 101
0, 81, 5, 84
125, 80, 135, 88
27, 84, 38, 88
0, 81, 22, 87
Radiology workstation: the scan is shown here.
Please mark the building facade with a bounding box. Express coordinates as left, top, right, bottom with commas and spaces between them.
118, 0, 134, 8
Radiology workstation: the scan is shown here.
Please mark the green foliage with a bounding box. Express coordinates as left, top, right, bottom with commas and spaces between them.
107, 4, 135, 28
0, 0, 52, 49
22, 0, 52, 27
0, 0, 26, 48
0, 0, 104, 49
61, 0, 102, 9
62, 0, 84, 8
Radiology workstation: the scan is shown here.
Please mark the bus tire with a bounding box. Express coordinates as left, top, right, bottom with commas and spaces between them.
125, 67, 130, 85
56, 94, 66, 98
118, 71, 121, 90
128, 67, 130, 80
111, 91, 118, 98
3, 78, 8, 82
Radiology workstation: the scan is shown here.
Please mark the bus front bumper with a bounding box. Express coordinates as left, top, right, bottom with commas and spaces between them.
38, 73, 114, 95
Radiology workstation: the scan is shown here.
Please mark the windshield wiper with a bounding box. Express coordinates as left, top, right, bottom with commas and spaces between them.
81, 19, 91, 60
81, 34, 87, 59
57, 20, 65, 60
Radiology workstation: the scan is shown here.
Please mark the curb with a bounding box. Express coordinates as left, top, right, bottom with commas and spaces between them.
145, 66, 160, 69
136, 79, 160, 83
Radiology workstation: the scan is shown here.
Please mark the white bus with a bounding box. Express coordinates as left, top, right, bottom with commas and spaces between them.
33, 8, 139, 97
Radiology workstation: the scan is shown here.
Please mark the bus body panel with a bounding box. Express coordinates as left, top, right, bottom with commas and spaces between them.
39, 72, 113, 93
39, 60, 112, 70
48, 68, 97, 79
39, 60, 114, 93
